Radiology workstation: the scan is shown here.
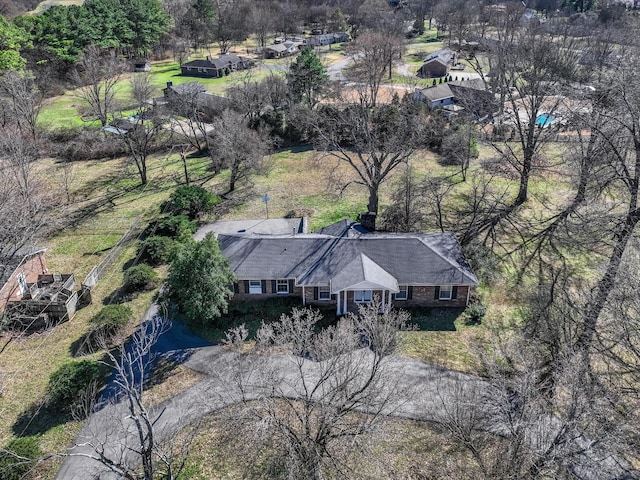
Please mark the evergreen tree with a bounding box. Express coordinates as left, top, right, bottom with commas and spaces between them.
286, 46, 328, 107
160, 234, 235, 327
0, 14, 28, 71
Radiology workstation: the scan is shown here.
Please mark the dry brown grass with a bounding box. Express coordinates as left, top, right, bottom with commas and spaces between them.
185, 406, 481, 479
143, 359, 204, 408
0, 153, 191, 450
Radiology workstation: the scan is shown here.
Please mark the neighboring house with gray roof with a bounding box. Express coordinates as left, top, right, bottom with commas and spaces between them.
414, 79, 495, 116
218, 220, 478, 315
417, 48, 457, 78
180, 54, 255, 78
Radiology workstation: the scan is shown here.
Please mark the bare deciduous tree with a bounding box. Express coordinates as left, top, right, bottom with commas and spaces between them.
115, 76, 166, 186
379, 165, 427, 232
313, 98, 433, 216
67, 316, 197, 480
346, 30, 405, 108
458, 25, 579, 246
0, 70, 42, 140
209, 109, 270, 193
72, 46, 125, 127
221, 300, 414, 479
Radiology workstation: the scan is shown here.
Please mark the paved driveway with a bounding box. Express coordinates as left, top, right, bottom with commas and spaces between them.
55, 313, 634, 480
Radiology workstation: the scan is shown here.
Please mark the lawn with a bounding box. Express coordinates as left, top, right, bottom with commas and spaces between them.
5, 58, 576, 476
27, 0, 84, 15
0, 152, 206, 463
38, 58, 287, 130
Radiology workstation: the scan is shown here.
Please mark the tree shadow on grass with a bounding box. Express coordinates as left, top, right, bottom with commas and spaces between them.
12, 401, 73, 438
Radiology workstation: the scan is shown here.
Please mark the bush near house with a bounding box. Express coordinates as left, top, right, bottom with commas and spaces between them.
137, 235, 177, 265
47, 360, 101, 408
123, 264, 160, 293
161, 185, 220, 220
147, 215, 197, 240
90, 304, 131, 340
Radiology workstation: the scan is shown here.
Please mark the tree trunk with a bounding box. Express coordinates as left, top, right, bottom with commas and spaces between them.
367, 185, 379, 215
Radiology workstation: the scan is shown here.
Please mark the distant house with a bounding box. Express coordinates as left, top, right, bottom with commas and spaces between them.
307, 32, 349, 47
180, 54, 255, 78
163, 81, 206, 99
417, 48, 457, 78
275, 36, 307, 44
414, 83, 455, 109
218, 220, 478, 315
155, 81, 228, 117
0, 246, 48, 313
414, 78, 494, 116
264, 42, 298, 58
132, 60, 151, 72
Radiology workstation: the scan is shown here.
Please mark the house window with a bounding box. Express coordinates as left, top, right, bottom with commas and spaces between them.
395, 285, 408, 301
17, 273, 27, 295
276, 279, 289, 294
439, 285, 453, 300
318, 286, 331, 301
249, 280, 262, 294
354, 290, 372, 303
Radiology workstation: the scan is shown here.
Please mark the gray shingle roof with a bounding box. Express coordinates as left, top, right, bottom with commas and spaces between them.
313, 220, 369, 238
218, 233, 478, 287
330, 253, 399, 293
168, 82, 206, 95
423, 48, 456, 66
420, 84, 454, 102
265, 44, 288, 53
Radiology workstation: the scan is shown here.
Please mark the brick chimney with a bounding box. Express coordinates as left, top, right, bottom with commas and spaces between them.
359, 212, 376, 232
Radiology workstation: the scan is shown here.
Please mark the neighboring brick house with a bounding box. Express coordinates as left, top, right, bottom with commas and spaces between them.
218, 221, 478, 315
0, 247, 48, 313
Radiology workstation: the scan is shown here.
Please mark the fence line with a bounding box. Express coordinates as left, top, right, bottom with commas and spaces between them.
80, 217, 142, 304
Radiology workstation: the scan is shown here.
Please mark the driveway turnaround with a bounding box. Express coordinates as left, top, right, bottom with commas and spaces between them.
55, 327, 633, 480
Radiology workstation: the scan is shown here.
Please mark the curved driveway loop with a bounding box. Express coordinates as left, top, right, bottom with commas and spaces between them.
55, 329, 634, 480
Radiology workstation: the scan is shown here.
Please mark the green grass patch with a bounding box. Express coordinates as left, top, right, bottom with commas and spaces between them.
411, 28, 441, 44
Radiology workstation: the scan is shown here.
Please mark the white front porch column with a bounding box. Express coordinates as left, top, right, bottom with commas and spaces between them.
343, 289, 347, 314
387, 290, 392, 312
302, 286, 306, 306
336, 290, 341, 315
380, 290, 386, 312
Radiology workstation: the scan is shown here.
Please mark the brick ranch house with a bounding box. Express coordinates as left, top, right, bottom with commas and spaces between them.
0, 246, 48, 313
218, 221, 478, 315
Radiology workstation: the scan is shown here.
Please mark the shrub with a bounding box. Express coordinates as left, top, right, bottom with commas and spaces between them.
150, 215, 196, 240
162, 185, 220, 220
78, 305, 132, 354
91, 304, 131, 335
137, 236, 177, 265
463, 303, 487, 326
0, 436, 42, 480
48, 360, 101, 407
123, 264, 160, 293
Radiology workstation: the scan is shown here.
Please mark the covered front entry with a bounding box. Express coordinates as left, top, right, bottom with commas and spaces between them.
334, 288, 395, 315
330, 253, 399, 315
